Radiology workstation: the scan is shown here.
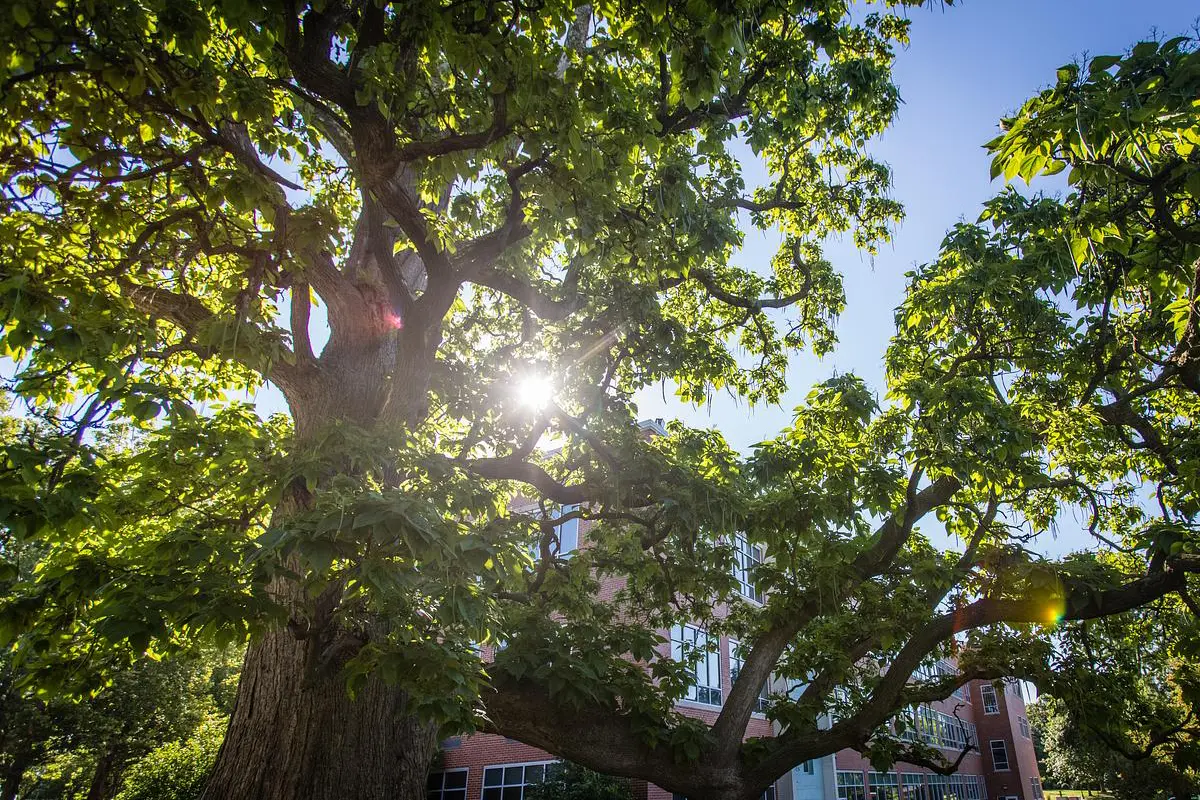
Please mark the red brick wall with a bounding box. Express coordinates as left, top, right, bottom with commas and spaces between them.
972, 680, 1041, 800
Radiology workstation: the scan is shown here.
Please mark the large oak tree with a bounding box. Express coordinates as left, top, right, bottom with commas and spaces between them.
1, 3, 1199, 800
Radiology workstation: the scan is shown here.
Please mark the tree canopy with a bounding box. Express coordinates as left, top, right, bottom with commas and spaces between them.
1, 2, 1199, 799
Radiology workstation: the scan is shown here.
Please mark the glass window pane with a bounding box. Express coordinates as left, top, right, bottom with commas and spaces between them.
484, 768, 503, 787
446, 771, 467, 789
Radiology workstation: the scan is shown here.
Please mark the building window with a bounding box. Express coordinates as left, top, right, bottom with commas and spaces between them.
838, 771, 867, 800
901, 773, 926, 800
803, 760, 816, 775
989, 739, 1011, 771
519, 504, 579, 559
427, 769, 468, 800
732, 533, 765, 603
1030, 777, 1044, 800
869, 772, 900, 800
926, 775, 947, 800
729, 639, 770, 713
901, 704, 976, 750
482, 762, 554, 800
670, 624, 722, 706
1018, 715, 1030, 738
980, 684, 999, 714
556, 504, 580, 555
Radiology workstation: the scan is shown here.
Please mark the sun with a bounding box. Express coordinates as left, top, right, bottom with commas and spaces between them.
516, 375, 554, 410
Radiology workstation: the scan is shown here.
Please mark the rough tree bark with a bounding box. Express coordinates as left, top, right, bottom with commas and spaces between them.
203, 347, 441, 800
0, 754, 28, 800
202, 622, 438, 800
85, 745, 121, 800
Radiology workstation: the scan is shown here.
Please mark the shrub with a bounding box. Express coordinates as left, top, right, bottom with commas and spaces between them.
114, 717, 224, 800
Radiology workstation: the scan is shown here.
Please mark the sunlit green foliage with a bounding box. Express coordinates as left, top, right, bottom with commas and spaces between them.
113, 717, 226, 800
1, 1, 1199, 797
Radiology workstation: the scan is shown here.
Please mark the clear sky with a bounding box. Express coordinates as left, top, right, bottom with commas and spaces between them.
636, 0, 1200, 450
628, 0, 1199, 556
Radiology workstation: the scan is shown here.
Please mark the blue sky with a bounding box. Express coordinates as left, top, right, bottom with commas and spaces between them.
627, 0, 1199, 556
636, 0, 1200, 451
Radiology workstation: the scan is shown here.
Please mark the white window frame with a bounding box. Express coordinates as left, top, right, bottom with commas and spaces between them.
732, 533, 765, 603
671, 624, 722, 706
980, 684, 1000, 714
989, 739, 1011, 772
837, 771, 867, 800
902, 774, 927, 800
427, 767, 468, 800
1030, 777, 1043, 800
869, 772, 900, 800
481, 761, 557, 800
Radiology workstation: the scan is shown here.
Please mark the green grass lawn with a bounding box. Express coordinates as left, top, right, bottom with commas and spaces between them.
1044, 791, 1113, 800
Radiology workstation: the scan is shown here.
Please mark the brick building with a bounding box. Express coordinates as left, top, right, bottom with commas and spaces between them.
427, 423, 1043, 800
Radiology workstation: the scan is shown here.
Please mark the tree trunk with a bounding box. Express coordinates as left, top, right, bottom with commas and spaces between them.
85, 745, 122, 800
202, 622, 439, 800
1, 754, 28, 800
203, 359, 442, 800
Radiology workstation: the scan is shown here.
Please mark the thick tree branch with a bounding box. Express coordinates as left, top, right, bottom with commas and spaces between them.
660, 267, 815, 313
395, 92, 510, 161
290, 283, 315, 363
119, 279, 305, 396
749, 558, 1198, 787
710, 473, 960, 755
468, 268, 581, 321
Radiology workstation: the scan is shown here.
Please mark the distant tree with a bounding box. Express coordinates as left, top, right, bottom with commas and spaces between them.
523, 762, 634, 800
0, 653, 75, 800
2, 647, 238, 800
1032, 575, 1199, 800
1028, 698, 1116, 792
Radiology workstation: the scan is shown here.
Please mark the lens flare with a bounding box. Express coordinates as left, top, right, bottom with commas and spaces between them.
1039, 594, 1067, 626
516, 375, 554, 410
